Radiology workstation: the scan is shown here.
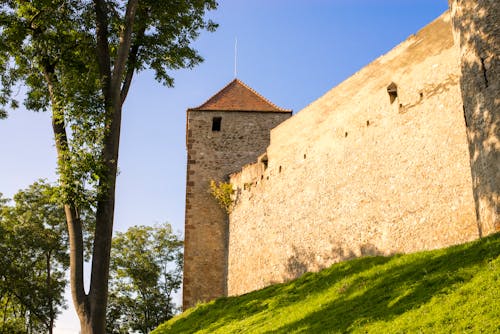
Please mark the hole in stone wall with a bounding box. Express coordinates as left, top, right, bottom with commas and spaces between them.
345, 132, 348, 137
261, 175, 264, 180
387, 82, 398, 104
366, 120, 370, 126
419, 92, 423, 98
304, 154, 306, 159
260, 155, 268, 169
212, 117, 222, 131
398, 103, 406, 114
279, 166, 282, 173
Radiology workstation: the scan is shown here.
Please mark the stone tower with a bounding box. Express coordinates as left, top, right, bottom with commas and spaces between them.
183, 79, 292, 309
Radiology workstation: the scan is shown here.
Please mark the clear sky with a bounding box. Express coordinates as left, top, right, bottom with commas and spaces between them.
0, 0, 448, 332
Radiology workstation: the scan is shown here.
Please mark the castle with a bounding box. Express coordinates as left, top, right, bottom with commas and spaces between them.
183, 2, 499, 310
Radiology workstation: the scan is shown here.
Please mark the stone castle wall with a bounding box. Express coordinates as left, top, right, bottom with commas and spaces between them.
448, 0, 499, 233
227, 12, 479, 296
183, 110, 290, 309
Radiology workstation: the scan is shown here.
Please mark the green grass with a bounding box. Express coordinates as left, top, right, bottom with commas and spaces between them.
153, 233, 500, 333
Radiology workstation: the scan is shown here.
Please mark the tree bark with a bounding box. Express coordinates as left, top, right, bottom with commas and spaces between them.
76, 2, 139, 333
43, 64, 91, 331
448, 0, 500, 235
41, 1, 140, 331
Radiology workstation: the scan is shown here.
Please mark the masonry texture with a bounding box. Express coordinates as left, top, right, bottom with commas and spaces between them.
227, 12, 482, 296
183, 79, 291, 309
448, 0, 500, 234
183, 6, 499, 306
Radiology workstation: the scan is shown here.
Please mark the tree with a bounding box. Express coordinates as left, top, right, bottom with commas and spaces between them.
0, 1, 217, 332
106, 223, 183, 334
0, 181, 69, 334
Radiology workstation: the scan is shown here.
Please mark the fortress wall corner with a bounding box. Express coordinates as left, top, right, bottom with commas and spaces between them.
183, 109, 291, 309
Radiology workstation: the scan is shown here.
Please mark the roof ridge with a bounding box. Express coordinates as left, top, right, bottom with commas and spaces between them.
190, 79, 238, 110
234, 78, 290, 112
188, 78, 291, 112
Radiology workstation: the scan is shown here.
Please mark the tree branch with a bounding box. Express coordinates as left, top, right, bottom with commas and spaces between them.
93, 0, 112, 98
120, 25, 145, 104
9, 289, 49, 330
42, 64, 88, 316
111, 0, 139, 98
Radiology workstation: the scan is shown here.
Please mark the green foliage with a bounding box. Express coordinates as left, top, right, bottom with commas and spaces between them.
106, 223, 183, 334
0, 181, 69, 333
209, 180, 234, 213
0, 0, 104, 205
152, 233, 500, 334
0, 0, 218, 205
1, 2, 217, 331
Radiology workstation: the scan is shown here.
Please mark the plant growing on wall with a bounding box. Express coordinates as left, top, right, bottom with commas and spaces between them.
209, 180, 234, 213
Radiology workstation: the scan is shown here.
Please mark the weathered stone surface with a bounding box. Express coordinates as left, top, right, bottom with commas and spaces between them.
227, 12, 479, 296
184, 6, 499, 306
449, 0, 500, 234
183, 81, 291, 309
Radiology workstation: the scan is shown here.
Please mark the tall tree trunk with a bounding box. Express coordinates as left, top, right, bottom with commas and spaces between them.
43, 65, 91, 332
44, 1, 137, 331
87, 101, 122, 334
449, 0, 500, 235
85, 1, 138, 329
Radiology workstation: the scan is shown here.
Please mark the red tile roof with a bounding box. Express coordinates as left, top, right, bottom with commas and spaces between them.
188, 79, 291, 112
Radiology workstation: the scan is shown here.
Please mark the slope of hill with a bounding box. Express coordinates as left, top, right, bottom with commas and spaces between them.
153, 233, 500, 333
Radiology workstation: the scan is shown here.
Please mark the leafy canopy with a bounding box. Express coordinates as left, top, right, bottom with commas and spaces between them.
106, 223, 183, 334
0, 181, 69, 333
0, 0, 217, 203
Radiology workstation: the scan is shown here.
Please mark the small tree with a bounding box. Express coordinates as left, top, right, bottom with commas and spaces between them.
106, 223, 183, 334
210, 180, 234, 213
0, 181, 69, 334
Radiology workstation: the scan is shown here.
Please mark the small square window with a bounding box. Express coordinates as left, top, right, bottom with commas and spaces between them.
212, 117, 221, 131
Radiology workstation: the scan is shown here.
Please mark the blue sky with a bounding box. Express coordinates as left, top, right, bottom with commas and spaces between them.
0, 1, 448, 332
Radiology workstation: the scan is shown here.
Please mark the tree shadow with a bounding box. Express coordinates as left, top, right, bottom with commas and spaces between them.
161, 234, 499, 333
272, 233, 500, 333
164, 249, 392, 334
399, 73, 459, 114
284, 243, 385, 282
450, 0, 499, 234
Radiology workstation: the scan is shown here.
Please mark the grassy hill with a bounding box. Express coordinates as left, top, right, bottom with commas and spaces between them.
153, 233, 500, 333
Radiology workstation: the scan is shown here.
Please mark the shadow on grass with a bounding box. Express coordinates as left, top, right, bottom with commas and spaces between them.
159, 234, 499, 333
163, 255, 393, 333
272, 233, 500, 333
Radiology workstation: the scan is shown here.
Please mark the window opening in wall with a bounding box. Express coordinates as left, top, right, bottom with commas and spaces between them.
366, 120, 370, 126
212, 117, 222, 131
387, 82, 398, 104
345, 131, 348, 137
279, 166, 282, 173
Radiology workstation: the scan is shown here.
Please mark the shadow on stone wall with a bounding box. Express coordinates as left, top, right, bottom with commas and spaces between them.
400, 73, 459, 114
283, 243, 385, 282
450, 0, 499, 234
